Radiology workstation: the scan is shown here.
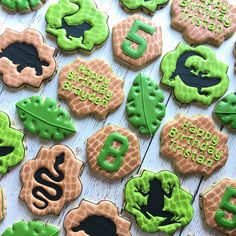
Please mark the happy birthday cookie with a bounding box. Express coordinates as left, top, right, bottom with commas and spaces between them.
64, 200, 131, 236
0, 187, 6, 221
87, 124, 140, 180
20, 145, 83, 216
58, 58, 124, 119
112, 14, 162, 69
171, 0, 236, 46
126, 73, 166, 135
161, 43, 229, 105
120, 0, 169, 15
124, 169, 194, 234
16, 96, 76, 140
45, 0, 109, 53
1, 221, 60, 236
0, 112, 25, 174
160, 114, 228, 176
200, 178, 236, 235
0, 29, 56, 89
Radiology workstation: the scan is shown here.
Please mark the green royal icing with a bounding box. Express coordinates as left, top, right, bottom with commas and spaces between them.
161, 43, 229, 105
124, 170, 193, 234
45, 0, 109, 52
1, 221, 60, 236
97, 132, 129, 172
120, 0, 169, 13
214, 187, 236, 230
214, 93, 236, 129
121, 20, 156, 59
126, 73, 166, 135
16, 96, 76, 141
0, 112, 25, 174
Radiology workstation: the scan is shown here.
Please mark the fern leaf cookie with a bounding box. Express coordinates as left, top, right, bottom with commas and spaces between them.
126, 73, 166, 135
45, 0, 109, 53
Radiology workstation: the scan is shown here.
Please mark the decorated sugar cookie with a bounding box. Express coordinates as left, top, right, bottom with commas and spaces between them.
1, 221, 60, 236
87, 124, 140, 180
0, 29, 56, 89
120, 0, 169, 15
0, 112, 25, 174
58, 58, 124, 119
160, 114, 228, 176
200, 178, 236, 235
16, 96, 76, 140
124, 170, 194, 234
45, 0, 109, 53
126, 73, 166, 135
64, 200, 131, 236
171, 0, 236, 46
20, 145, 84, 216
113, 14, 162, 68
161, 43, 229, 105
0, 187, 6, 221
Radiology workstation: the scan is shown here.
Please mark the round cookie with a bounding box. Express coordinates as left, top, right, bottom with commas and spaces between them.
64, 200, 131, 236
124, 169, 194, 234
16, 96, 76, 141
45, 0, 109, 53
160, 114, 228, 176
1, 221, 60, 236
87, 124, 140, 180
0, 28, 57, 89
0, 187, 6, 221
120, 0, 169, 15
58, 58, 124, 119
19, 145, 84, 216
200, 178, 236, 235
112, 14, 162, 69
171, 0, 236, 46
126, 73, 166, 136
161, 43, 229, 105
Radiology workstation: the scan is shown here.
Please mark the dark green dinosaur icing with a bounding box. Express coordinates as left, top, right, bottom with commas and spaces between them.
120, 0, 169, 14
1, 0, 43, 12
214, 93, 236, 129
124, 170, 193, 234
0, 112, 25, 174
161, 43, 229, 105
45, 0, 109, 52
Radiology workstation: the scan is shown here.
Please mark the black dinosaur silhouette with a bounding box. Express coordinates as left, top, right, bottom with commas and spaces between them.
169, 51, 221, 96
0, 146, 14, 156
71, 215, 118, 236
0, 42, 49, 75
136, 179, 180, 226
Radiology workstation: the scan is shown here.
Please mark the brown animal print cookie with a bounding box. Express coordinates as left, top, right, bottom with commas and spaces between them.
87, 124, 141, 180
200, 178, 236, 235
19, 145, 84, 216
160, 114, 228, 177
58, 58, 124, 119
64, 200, 131, 236
171, 0, 236, 46
112, 14, 162, 69
0, 28, 57, 88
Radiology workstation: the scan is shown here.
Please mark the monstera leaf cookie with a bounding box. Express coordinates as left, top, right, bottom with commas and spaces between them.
161, 43, 229, 105
0, 112, 25, 174
45, 0, 109, 53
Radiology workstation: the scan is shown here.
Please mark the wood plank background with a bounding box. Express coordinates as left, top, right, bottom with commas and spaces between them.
0, 0, 236, 235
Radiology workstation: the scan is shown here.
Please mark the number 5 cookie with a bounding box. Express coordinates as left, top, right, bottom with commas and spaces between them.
113, 14, 162, 69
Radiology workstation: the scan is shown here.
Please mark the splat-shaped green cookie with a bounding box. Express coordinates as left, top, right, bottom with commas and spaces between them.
0, 112, 25, 174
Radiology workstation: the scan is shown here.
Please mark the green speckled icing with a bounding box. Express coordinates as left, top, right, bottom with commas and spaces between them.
124, 170, 193, 234
120, 0, 169, 13
161, 43, 229, 105
1, 0, 43, 12
45, 0, 109, 52
0, 112, 25, 174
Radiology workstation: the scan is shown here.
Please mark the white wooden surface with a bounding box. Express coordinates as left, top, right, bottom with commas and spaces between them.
0, 0, 236, 235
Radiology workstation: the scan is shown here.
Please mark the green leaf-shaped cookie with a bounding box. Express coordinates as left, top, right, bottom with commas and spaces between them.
16, 96, 76, 141
126, 74, 166, 135
1, 221, 60, 236
214, 92, 236, 129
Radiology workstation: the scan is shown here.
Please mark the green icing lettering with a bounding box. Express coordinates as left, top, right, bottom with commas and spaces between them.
1, 0, 43, 12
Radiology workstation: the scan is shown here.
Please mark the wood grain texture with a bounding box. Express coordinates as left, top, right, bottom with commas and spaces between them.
0, 0, 236, 235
